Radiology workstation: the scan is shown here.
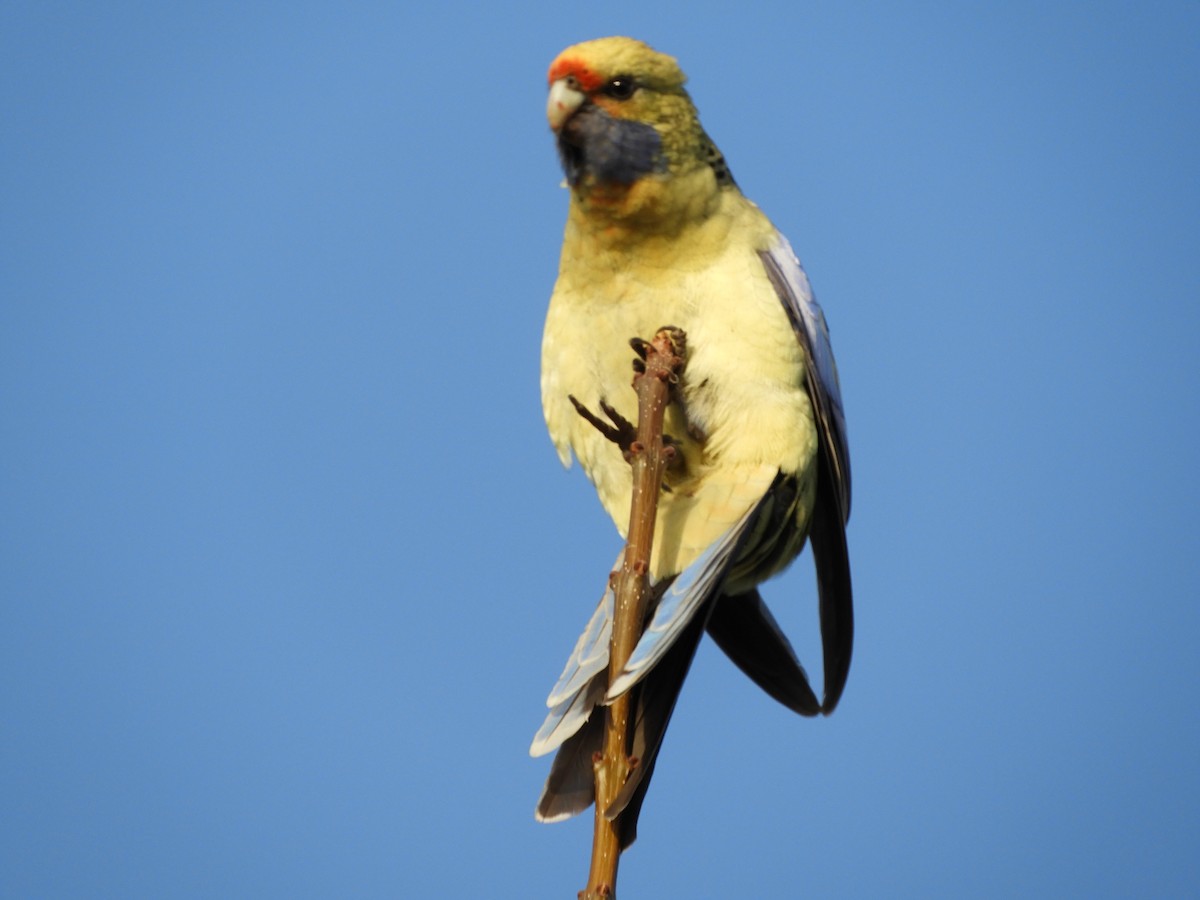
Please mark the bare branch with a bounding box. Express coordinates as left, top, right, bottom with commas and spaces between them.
580, 327, 687, 900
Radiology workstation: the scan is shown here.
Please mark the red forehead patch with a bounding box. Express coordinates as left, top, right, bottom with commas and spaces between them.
547, 56, 603, 92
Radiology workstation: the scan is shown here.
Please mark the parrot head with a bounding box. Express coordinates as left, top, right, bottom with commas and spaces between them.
546, 37, 730, 209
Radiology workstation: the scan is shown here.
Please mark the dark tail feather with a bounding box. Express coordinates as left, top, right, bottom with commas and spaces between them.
706, 589, 821, 716
607, 609, 708, 848
535, 709, 605, 822
536, 580, 713, 847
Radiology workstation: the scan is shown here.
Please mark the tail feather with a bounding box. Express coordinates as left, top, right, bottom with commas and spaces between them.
535, 709, 605, 823
809, 439, 853, 713
534, 584, 710, 847
706, 589, 820, 716
607, 610, 708, 848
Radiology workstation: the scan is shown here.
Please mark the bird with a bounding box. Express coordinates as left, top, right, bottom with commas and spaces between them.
531, 36, 853, 848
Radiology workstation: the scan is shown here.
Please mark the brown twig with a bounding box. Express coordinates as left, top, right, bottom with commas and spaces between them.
579, 327, 687, 900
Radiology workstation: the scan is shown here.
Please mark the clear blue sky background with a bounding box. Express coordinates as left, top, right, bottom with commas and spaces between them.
3, 3, 1197, 897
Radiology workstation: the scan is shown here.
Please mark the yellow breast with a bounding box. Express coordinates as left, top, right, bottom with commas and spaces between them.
542, 189, 817, 579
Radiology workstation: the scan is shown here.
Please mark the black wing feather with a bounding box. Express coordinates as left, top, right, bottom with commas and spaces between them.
760, 243, 854, 711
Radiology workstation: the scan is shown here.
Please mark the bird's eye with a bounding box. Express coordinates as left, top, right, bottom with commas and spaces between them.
602, 76, 637, 100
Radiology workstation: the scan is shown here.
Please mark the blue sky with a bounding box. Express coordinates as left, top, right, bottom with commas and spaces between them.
2, 3, 1197, 897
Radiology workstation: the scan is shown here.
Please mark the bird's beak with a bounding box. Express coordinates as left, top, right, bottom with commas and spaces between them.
547, 78, 584, 131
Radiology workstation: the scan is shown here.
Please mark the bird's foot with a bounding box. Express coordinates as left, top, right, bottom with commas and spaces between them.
630, 326, 687, 385
570, 327, 689, 468
569, 395, 639, 462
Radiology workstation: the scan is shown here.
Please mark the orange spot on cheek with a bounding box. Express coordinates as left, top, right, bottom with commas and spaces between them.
548, 56, 603, 92
591, 96, 623, 117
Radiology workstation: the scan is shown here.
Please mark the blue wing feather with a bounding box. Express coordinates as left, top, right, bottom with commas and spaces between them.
544, 569, 616, 708
607, 496, 765, 700
760, 235, 851, 518
759, 233, 854, 711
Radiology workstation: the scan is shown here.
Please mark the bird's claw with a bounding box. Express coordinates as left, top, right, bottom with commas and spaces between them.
569, 395, 639, 461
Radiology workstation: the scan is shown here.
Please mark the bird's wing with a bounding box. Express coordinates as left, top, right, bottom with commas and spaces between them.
759, 235, 850, 515
531, 487, 763, 756
530, 560, 617, 758
759, 234, 853, 712
530, 486, 771, 835
606, 491, 768, 700
543, 559, 617, 709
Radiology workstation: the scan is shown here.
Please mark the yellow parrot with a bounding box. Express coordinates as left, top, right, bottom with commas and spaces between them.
531, 37, 853, 846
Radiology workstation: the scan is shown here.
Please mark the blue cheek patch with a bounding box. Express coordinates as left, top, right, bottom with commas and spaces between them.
558, 105, 664, 187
